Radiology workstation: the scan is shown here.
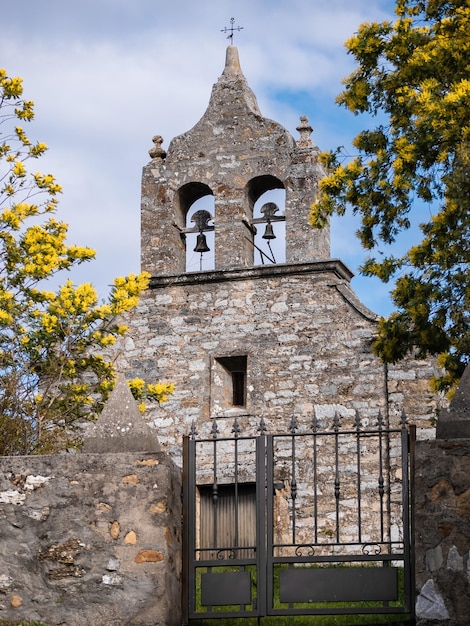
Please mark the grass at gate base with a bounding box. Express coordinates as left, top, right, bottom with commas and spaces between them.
190, 617, 413, 625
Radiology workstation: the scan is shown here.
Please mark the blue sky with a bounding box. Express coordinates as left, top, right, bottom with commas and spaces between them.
2, 0, 399, 315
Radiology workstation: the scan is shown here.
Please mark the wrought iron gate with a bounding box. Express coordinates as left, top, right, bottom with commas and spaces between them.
182, 413, 415, 622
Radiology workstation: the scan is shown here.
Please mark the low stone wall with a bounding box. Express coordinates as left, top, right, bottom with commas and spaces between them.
0, 451, 182, 626
415, 439, 470, 624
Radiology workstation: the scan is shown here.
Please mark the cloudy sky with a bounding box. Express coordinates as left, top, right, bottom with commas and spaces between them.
2, 0, 399, 315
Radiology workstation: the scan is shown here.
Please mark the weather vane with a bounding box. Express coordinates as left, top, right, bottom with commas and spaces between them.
221, 18, 244, 44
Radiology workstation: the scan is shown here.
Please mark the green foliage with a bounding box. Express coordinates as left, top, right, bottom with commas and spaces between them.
0, 69, 172, 455
311, 0, 470, 392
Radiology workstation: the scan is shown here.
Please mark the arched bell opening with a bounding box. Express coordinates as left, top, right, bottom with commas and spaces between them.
177, 183, 215, 272
246, 176, 286, 266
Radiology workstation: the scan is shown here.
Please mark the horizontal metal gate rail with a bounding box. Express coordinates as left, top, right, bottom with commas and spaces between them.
183, 413, 415, 622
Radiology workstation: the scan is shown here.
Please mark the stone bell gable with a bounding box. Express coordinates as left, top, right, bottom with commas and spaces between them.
141, 45, 329, 277
117, 45, 440, 459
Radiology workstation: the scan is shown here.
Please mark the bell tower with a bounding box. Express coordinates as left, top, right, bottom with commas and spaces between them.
141, 45, 330, 277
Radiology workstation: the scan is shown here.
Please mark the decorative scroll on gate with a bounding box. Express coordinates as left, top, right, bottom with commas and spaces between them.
182, 412, 415, 622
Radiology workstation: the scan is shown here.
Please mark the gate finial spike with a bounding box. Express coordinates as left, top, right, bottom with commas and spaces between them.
211, 419, 219, 439
354, 410, 362, 432
333, 411, 340, 432
311, 409, 319, 433
231, 416, 241, 438
400, 408, 408, 426
189, 420, 198, 439
289, 415, 298, 434
376, 410, 384, 430
257, 416, 267, 435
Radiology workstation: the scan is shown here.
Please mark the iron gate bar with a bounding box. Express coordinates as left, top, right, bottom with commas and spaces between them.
333, 412, 341, 542
266, 428, 275, 615
268, 553, 405, 563
378, 411, 385, 542
402, 424, 416, 613
233, 418, 240, 553
355, 411, 362, 544
211, 422, 218, 553
312, 415, 319, 544
182, 436, 189, 626
256, 433, 267, 617
289, 415, 298, 545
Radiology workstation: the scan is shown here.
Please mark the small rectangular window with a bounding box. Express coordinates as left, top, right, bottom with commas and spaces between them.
214, 355, 247, 409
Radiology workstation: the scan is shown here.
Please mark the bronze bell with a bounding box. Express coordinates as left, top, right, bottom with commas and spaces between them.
262, 222, 276, 240
194, 232, 210, 253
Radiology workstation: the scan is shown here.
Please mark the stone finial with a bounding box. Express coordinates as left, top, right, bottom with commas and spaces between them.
436, 364, 470, 439
83, 375, 160, 453
222, 45, 243, 77
296, 116, 314, 148
148, 135, 167, 161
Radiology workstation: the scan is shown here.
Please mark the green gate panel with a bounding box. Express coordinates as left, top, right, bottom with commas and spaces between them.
279, 567, 399, 603
201, 570, 251, 606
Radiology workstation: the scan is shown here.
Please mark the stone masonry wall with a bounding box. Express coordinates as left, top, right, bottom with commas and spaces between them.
415, 440, 470, 625
117, 262, 441, 464
0, 451, 182, 626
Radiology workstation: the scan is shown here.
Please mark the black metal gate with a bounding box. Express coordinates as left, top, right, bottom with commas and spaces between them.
182, 413, 415, 622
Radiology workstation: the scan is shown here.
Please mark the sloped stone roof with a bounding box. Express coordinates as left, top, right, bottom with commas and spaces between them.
83, 375, 159, 453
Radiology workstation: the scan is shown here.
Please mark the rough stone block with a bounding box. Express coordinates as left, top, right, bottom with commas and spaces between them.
416, 579, 449, 620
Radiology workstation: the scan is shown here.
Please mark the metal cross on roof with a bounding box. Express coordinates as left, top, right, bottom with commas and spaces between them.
221, 18, 243, 44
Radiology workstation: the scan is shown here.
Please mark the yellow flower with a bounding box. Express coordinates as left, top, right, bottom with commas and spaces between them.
30, 141, 47, 156
1, 76, 23, 98
12, 161, 26, 176
128, 377, 146, 393
99, 335, 116, 346
33, 172, 62, 194
0, 309, 13, 325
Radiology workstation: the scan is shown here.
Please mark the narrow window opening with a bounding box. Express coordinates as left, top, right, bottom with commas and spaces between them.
231, 371, 246, 406
212, 355, 248, 415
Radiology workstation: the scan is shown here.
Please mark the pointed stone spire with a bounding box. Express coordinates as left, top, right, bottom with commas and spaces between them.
83, 375, 160, 453
222, 45, 243, 78
211, 45, 261, 116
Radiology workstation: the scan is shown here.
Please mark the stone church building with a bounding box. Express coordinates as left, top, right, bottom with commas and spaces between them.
0, 46, 463, 626
115, 45, 439, 461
